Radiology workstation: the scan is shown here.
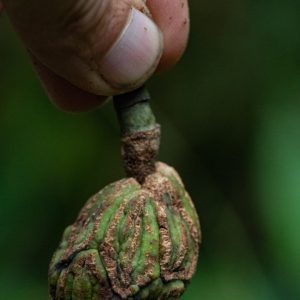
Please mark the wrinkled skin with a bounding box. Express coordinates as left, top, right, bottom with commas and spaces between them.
49, 162, 201, 300
2, 0, 190, 111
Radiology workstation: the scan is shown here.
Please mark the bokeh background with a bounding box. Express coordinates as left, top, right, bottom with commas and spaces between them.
1, 1, 300, 299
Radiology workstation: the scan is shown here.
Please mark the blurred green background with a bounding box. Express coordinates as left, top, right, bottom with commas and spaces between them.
1, 0, 300, 299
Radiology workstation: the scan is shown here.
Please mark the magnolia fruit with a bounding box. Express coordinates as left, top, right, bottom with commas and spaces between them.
49, 162, 201, 299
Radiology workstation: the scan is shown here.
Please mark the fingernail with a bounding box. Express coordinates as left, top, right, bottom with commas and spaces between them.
99, 8, 163, 93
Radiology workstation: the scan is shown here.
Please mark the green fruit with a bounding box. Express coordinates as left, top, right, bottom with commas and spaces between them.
49, 162, 201, 300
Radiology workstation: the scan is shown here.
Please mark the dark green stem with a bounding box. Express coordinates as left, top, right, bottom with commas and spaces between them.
113, 86, 157, 135
113, 86, 161, 183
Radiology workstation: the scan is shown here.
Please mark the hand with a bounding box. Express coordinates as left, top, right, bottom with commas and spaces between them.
2, 0, 189, 111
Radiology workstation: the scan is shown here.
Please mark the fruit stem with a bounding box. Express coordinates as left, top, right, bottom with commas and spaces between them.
113, 86, 161, 183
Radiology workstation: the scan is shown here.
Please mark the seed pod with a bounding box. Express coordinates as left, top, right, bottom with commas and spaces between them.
49, 87, 201, 299
49, 162, 201, 300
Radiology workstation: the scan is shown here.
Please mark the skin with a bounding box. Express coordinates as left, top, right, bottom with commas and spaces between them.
2, 0, 190, 111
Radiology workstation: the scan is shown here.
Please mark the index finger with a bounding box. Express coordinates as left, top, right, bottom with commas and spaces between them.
147, 0, 190, 71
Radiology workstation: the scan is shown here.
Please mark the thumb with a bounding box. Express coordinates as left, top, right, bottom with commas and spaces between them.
4, 0, 163, 98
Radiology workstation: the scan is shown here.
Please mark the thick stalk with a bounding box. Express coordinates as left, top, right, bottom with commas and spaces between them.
114, 86, 161, 183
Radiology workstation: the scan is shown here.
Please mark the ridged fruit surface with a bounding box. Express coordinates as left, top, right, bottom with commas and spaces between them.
49, 162, 201, 300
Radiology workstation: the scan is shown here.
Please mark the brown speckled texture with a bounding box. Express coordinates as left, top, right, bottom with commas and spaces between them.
48, 162, 201, 300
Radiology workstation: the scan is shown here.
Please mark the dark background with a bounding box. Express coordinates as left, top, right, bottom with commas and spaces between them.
1, 1, 300, 299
